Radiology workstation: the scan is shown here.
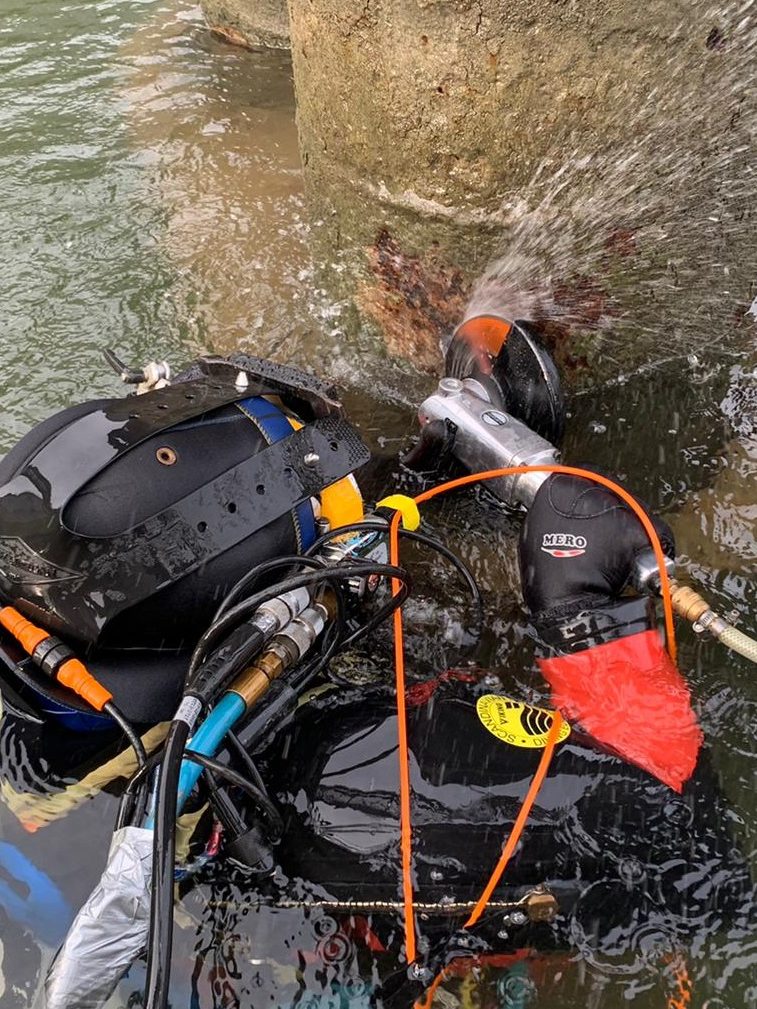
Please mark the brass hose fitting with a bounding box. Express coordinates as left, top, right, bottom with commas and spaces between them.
229, 650, 286, 708
228, 602, 329, 710
668, 581, 711, 624
668, 580, 757, 665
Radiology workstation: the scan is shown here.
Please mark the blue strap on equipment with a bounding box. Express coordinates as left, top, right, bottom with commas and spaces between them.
237, 396, 316, 550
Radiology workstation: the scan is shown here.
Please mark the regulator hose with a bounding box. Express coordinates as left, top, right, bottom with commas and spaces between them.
146, 622, 267, 1009
145, 560, 411, 1009
188, 562, 408, 677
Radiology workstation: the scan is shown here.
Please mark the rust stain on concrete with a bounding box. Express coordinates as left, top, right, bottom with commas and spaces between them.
207, 23, 250, 47
357, 230, 470, 372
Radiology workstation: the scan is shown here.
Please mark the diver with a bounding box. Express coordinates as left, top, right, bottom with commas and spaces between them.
0, 324, 751, 1009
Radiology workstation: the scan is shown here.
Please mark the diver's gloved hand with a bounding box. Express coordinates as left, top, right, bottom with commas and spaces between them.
518, 472, 701, 792
519, 470, 675, 643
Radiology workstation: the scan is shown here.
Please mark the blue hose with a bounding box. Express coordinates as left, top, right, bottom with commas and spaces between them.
144, 692, 246, 828
0, 841, 71, 945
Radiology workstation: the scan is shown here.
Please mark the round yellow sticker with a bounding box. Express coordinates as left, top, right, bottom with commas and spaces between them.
476, 694, 570, 749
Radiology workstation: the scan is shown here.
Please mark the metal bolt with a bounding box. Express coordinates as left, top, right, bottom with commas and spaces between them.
304, 452, 320, 467
438, 377, 464, 396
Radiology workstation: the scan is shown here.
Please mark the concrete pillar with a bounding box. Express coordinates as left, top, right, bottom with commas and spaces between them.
201, 0, 289, 49
287, 0, 756, 382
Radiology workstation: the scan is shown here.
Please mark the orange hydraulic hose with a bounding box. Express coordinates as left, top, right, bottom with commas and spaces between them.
388, 464, 677, 969
412, 720, 562, 1006
406, 466, 675, 661
390, 571, 418, 962
415, 965, 448, 1009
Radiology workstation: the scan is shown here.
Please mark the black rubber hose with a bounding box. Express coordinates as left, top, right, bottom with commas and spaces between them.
202, 770, 248, 838
338, 578, 411, 650
144, 717, 189, 1009
305, 520, 481, 612
213, 555, 325, 622
147, 563, 407, 1009
398, 528, 482, 613
120, 748, 162, 805
147, 616, 268, 1009
183, 751, 283, 839
119, 579, 342, 829
304, 520, 389, 556
225, 729, 268, 793
103, 701, 147, 770
188, 624, 266, 703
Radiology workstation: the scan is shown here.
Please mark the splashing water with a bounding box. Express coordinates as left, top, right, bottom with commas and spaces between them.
465, 2, 757, 376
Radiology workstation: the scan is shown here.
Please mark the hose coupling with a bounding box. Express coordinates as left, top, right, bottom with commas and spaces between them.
631, 548, 676, 595
229, 603, 329, 710
0, 606, 112, 711
254, 587, 311, 638
229, 651, 286, 709
668, 581, 728, 636
276, 604, 327, 660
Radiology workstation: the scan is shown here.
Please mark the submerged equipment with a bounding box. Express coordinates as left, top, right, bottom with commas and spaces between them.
0, 328, 751, 1009
37, 353, 424, 1009
414, 314, 757, 667
266, 679, 747, 934
0, 353, 369, 724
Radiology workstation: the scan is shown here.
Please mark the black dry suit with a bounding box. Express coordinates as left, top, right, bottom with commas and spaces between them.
260, 677, 752, 965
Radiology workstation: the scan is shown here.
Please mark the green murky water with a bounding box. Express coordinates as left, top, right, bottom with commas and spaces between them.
0, 2, 754, 1007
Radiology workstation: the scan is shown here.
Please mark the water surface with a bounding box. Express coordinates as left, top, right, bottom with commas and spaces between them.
0, 2, 753, 1008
